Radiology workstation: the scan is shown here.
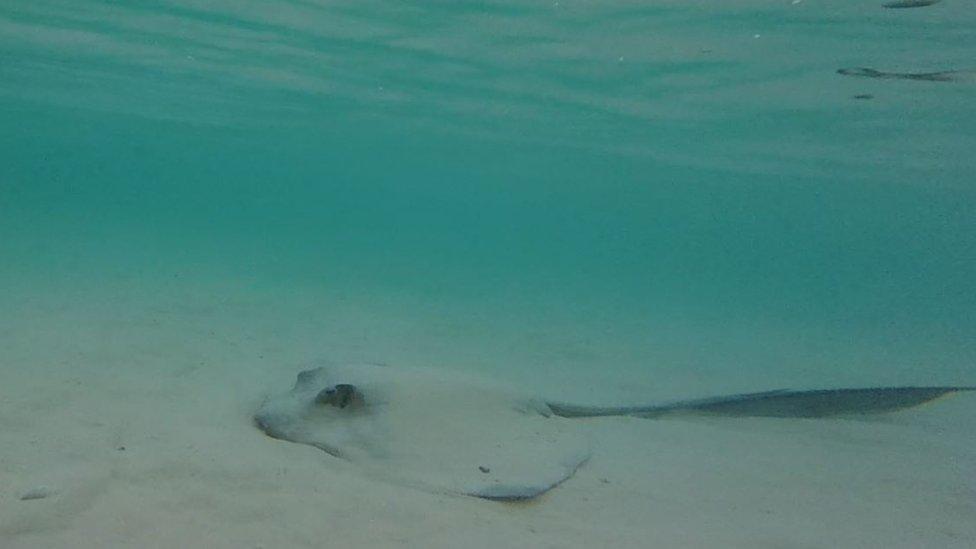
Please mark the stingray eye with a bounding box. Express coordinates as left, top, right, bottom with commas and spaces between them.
314, 387, 341, 407
334, 384, 356, 407
314, 384, 363, 409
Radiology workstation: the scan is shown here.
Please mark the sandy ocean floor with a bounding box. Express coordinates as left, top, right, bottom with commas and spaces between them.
2, 1, 975, 546
1, 271, 974, 549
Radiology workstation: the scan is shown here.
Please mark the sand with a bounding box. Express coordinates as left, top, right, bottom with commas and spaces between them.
1, 271, 974, 549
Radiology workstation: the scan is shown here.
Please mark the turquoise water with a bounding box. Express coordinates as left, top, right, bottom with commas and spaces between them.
3, 1, 974, 387
1, 1, 975, 545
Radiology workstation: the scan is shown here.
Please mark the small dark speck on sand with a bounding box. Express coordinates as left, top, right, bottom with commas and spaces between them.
478, 466, 490, 474
599, 478, 610, 484
117, 446, 126, 451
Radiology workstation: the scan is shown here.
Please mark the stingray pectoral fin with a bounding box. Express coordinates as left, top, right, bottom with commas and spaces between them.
465, 452, 590, 502
548, 387, 975, 419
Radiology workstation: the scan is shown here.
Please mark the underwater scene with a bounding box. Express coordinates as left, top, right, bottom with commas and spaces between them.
1, 1, 974, 547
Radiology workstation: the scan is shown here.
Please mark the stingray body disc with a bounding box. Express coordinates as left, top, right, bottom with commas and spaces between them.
256, 364, 591, 500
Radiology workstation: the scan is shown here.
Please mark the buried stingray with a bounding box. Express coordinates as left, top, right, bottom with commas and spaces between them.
255, 363, 973, 501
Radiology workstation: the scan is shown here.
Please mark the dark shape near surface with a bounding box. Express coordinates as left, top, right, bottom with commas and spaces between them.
882, 0, 940, 8
837, 67, 959, 82
547, 386, 976, 419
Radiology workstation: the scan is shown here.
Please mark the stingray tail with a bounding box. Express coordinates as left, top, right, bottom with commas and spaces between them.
547, 386, 976, 419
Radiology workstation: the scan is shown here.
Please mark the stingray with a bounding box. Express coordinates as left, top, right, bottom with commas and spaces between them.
255, 363, 973, 501
255, 363, 590, 501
